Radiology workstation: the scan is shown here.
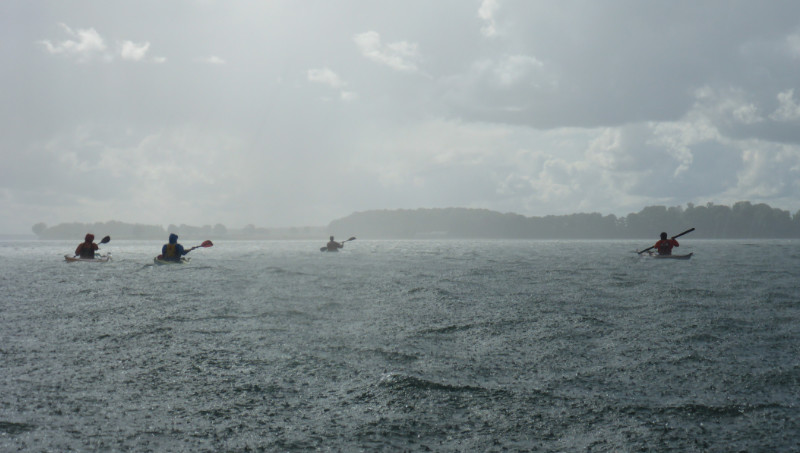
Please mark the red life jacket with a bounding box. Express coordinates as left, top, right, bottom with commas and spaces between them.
76, 242, 96, 258
656, 239, 677, 255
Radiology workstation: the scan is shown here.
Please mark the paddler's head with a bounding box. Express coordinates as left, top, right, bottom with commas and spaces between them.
660, 232, 668, 240
169, 233, 178, 244
85, 233, 94, 243
330, 236, 334, 241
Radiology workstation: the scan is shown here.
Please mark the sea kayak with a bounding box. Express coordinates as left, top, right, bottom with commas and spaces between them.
646, 252, 693, 260
153, 256, 190, 265
65, 254, 111, 263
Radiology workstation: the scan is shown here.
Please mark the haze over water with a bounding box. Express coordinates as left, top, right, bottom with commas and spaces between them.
1, 239, 798, 451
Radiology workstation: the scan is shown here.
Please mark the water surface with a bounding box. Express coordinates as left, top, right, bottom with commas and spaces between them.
1, 239, 798, 451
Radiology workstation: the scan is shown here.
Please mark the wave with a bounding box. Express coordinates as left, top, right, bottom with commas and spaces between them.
622, 401, 788, 419
262, 266, 309, 276
418, 323, 475, 335
363, 348, 419, 364
378, 372, 487, 393
0, 421, 36, 435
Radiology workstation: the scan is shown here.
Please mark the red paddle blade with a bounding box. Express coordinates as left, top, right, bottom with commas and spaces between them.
201, 240, 213, 247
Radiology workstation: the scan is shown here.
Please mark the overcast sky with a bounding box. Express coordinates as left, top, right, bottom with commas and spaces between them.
3, 1, 800, 234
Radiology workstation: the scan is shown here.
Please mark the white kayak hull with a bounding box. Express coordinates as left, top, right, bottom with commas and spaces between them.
65, 254, 111, 263
648, 252, 693, 260
153, 256, 190, 265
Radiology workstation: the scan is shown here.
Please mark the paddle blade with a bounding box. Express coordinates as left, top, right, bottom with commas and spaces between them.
100, 236, 111, 244
200, 240, 213, 248
347, 236, 356, 241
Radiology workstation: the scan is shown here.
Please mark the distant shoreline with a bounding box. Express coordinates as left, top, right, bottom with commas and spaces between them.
21, 202, 800, 241
0, 234, 36, 240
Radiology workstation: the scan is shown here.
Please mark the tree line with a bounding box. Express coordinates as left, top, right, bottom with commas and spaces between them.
327, 202, 800, 239
32, 201, 800, 240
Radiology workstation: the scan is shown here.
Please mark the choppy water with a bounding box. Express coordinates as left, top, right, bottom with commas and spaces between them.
1, 239, 798, 451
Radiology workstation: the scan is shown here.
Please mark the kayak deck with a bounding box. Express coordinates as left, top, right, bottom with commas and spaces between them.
646, 252, 693, 260
153, 256, 190, 265
65, 254, 111, 263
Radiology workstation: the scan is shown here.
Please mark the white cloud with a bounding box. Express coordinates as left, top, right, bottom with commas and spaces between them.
725, 145, 800, 202
354, 118, 509, 187
308, 67, 345, 88
478, 0, 500, 37
40, 24, 164, 64
770, 89, 800, 122
198, 56, 226, 65
40, 23, 107, 62
340, 91, 358, 101
353, 31, 419, 72
308, 67, 357, 101
119, 40, 150, 61
441, 54, 554, 116
493, 55, 543, 87
732, 103, 763, 125
690, 85, 765, 127
10, 3, 800, 234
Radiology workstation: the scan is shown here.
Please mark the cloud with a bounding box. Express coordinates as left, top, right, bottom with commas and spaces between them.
308, 67, 357, 101
353, 31, 420, 72
119, 40, 150, 61
197, 56, 226, 65
441, 54, 554, 116
770, 89, 800, 122
9, 3, 800, 234
340, 91, 358, 101
478, 0, 500, 37
733, 146, 800, 199
40, 24, 164, 63
308, 67, 345, 88
40, 23, 107, 62
492, 55, 544, 87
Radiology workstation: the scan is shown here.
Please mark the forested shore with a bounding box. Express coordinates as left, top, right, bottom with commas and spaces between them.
328, 202, 800, 239
30, 201, 800, 240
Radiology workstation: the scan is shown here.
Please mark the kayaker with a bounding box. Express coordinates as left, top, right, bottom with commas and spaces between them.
75, 233, 99, 259
654, 232, 680, 255
161, 233, 187, 261
326, 236, 344, 252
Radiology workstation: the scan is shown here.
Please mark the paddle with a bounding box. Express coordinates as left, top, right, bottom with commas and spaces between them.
320, 236, 356, 252
156, 240, 212, 260
638, 228, 695, 254
186, 240, 214, 253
